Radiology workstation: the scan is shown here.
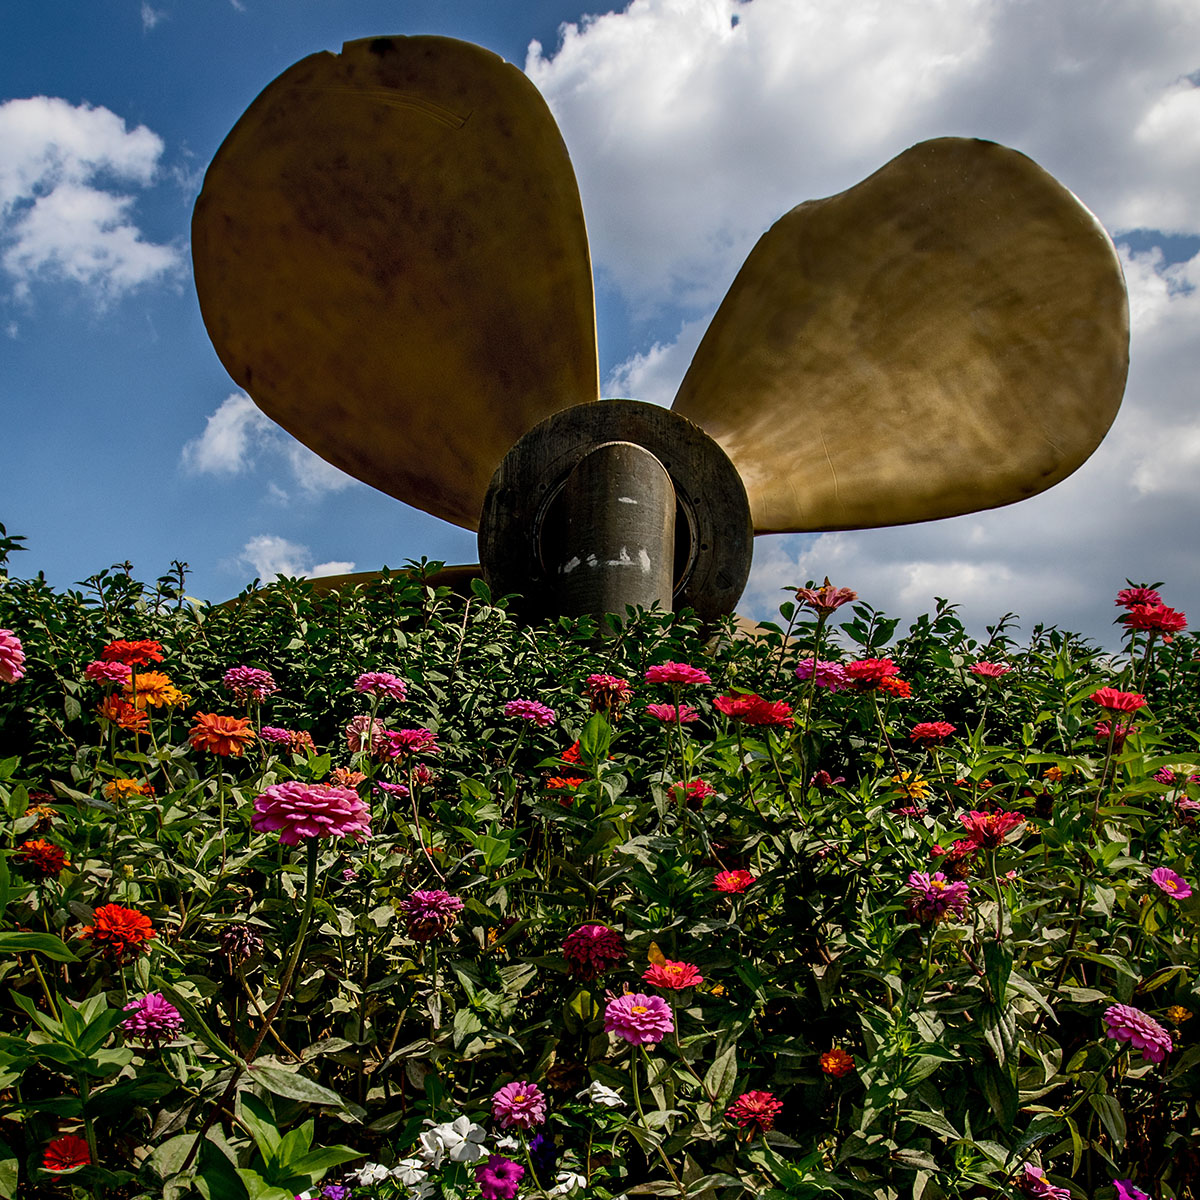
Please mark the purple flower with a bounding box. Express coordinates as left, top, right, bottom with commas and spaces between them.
121, 992, 184, 1046
1114, 1181, 1152, 1200
321, 1187, 352, 1200
1149, 866, 1192, 900
905, 871, 969, 923
222, 665, 278, 703
373, 780, 411, 798
475, 1155, 525, 1200
354, 671, 408, 700
492, 1080, 547, 1130
400, 889, 464, 940
604, 992, 675, 1045
1103, 1003, 1173, 1063
0, 630, 26, 684
504, 698, 557, 727
1016, 1164, 1070, 1199
794, 658, 850, 692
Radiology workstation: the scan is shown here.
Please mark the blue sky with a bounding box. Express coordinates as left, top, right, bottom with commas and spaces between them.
2, 0, 1199, 644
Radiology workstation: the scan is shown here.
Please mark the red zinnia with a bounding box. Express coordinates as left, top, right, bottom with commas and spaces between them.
910, 721, 956, 745
670, 779, 715, 806
845, 659, 899, 688
1116, 586, 1162, 609
80, 904, 156, 960
714, 869, 756, 893
43, 1133, 91, 1172
878, 676, 912, 698
959, 809, 1024, 849
16, 838, 68, 879
970, 661, 1012, 679
714, 693, 794, 727
642, 959, 704, 989
100, 639, 164, 666
563, 923, 625, 980
1089, 687, 1146, 714
1122, 604, 1186, 634
726, 1090, 784, 1133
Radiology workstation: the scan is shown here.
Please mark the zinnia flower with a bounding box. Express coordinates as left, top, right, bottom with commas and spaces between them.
1116, 586, 1162, 609
15, 838, 68, 879
726, 1090, 784, 1133
124, 670, 188, 710
910, 721, 956, 745
1149, 866, 1192, 900
80, 903, 155, 959
400, 889, 464, 940
219, 924, 264, 960
1094, 719, 1137, 748
810, 769, 844, 789
1090, 687, 1146, 713
584, 674, 632, 715
958, 809, 1024, 849
43, 1133, 91, 1172
892, 772, 931, 802
645, 661, 711, 686
345, 714, 390, 757
1122, 603, 1186, 634
354, 671, 408, 700
84, 659, 131, 684
669, 779, 715, 806
0, 631, 26, 684
100, 639, 163, 665
97, 695, 149, 733
931, 838, 978, 880
845, 658, 899, 688
329, 767, 366, 788
121, 992, 184, 1045
188, 713, 256, 756
642, 959, 704, 989
222, 665, 278, 703
714, 869, 756, 893
103, 778, 154, 801
492, 1081, 547, 1130
562, 923, 625, 979
819, 1047, 855, 1077
504, 698, 557, 726
604, 992, 674, 1045
260, 725, 294, 746
475, 1156, 525, 1200
905, 871, 969, 923
384, 727, 441, 758
645, 702, 701, 723
714, 693, 794, 726
1165, 1005, 1192, 1025
970, 661, 1012, 679
1016, 1164, 1071, 1199
1103, 1003, 1173, 1063
794, 658, 850, 691
794, 579, 857, 614
251, 781, 370, 844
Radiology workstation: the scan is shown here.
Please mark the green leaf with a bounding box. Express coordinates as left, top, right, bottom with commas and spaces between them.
237, 1092, 282, 1160
578, 713, 613, 769
703, 1045, 738, 1107
249, 1065, 363, 1119
1088, 1093, 1126, 1151
158, 983, 242, 1067
0, 1138, 18, 1200
0, 931, 78, 961
0, 855, 10, 922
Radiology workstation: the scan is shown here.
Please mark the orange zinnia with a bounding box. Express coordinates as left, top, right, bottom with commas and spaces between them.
80, 903, 156, 959
96, 695, 150, 733
189, 712, 256, 756
103, 778, 155, 801
123, 670, 188, 710
820, 1046, 855, 1077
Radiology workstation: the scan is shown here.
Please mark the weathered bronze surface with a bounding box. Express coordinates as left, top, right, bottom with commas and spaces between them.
672, 138, 1130, 534
192, 35, 599, 531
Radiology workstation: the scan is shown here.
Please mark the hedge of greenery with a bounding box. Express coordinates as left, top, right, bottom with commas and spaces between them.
0, 527, 1196, 1200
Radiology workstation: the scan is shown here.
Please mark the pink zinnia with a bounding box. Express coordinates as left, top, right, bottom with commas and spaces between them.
645, 703, 701, 723
794, 580, 857, 614
1149, 866, 1192, 900
84, 659, 131, 685
562, 923, 625, 980
399, 889, 464, 940
794, 658, 850, 691
259, 725, 294, 746
385, 727, 441, 757
970, 661, 1012, 679
910, 721, 956, 745
1123, 603, 1187, 634
121, 991, 184, 1046
354, 671, 408, 700
1090, 687, 1146, 713
504, 698, 557, 726
604, 992, 675, 1045
1094, 719, 1137, 748
906, 871, 969, 922
345, 714, 390, 757
1016, 1164, 1071, 1200
642, 959, 704, 989
714, 869, 756, 893
492, 1081, 547, 1130
645, 661, 712, 686
222, 665, 278, 703
0, 630, 25, 684
726, 1089, 784, 1132
670, 779, 715, 805
958, 809, 1024, 849
1116, 586, 1162, 609
1103, 1003, 1173, 1063
251, 782, 370, 845
584, 674, 633, 714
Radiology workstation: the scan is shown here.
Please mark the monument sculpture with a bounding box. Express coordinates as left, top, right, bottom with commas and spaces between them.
192, 35, 1129, 623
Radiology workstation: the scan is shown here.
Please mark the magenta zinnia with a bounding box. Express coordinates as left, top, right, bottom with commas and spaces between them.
251, 782, 370, 845
1149, 866, 1192, 900
504, 698, 557, 726
84, 659, 131, 684
910, 721, 956, 745
969, 661, 1012, 679
604, 992, 674, 1045
794, 580, 857, 614
121, 992, 184, 1046
905, 871, 969, 923
385, 727, 441, 758
222, 665, 278, 703
1116, 586, 1162, 609
492, 1080, 547, 1130
1090, 687, 1146, 713
645, 661, 712, 686
584, 674, 632, 715
400, 889, 464, 940
1103, 1003, 1173, 1063
563, 923, 625, 979
726, 1089, 784, 1132
714, 869, 755, 893
645, 702, 701, 723
354, 671, 408, 700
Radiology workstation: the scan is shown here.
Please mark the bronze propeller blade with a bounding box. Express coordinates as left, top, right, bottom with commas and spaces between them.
672, 138, 1130, 534
192, 35, 599, 531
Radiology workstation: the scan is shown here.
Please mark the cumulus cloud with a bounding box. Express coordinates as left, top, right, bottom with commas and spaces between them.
181, 393, 359, 497
0, 96, 182, 300
527, 0, 1200, 643
238, 535, 355, 582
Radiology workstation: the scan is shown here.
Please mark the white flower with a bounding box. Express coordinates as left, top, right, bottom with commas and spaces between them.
494, 1134, 521, 1153
576, 1080, 624, 1108
350, 1162, 393, 1186
549, 1170, 589, 1195
430, 1115, 488, 1163
393, 1158, 429, 1186
417, 1130, 446, 1168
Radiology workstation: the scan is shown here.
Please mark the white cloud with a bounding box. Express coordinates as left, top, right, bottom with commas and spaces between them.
238, 534, 355, 582
181, 392, 359, 497
0, 96, 182, 300
140, 2, 165, 31
527, 0, 1200, 644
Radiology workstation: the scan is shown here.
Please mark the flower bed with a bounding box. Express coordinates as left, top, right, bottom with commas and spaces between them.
0, 546, 1196, 1199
